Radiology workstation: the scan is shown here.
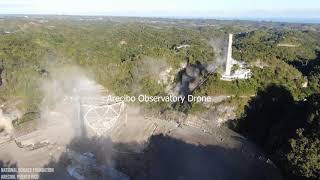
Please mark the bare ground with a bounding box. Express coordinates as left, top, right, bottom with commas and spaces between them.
0, 103, 282, 180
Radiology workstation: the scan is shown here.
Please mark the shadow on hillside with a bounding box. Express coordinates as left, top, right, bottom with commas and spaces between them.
36, 133, 281, 180
289, 51, 320, 76
237, 85, 294, 146
227, 84, 320, 180
230, 84, 306, 153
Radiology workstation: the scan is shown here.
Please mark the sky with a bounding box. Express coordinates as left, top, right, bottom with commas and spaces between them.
0, 0, 319, 19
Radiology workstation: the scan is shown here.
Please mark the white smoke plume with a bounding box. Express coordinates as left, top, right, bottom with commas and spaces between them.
0, 109, 13, 134
0, 104, 22, 135
39, 65, 107, 142
208, 37, 228, 72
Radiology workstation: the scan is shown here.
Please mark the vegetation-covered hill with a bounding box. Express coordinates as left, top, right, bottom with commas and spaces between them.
0, 17, 217, 112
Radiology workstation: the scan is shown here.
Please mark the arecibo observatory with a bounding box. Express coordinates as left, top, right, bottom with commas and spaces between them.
0, 0, 319, 180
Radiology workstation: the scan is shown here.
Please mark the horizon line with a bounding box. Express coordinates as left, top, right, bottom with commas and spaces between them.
1, 13, 320, 24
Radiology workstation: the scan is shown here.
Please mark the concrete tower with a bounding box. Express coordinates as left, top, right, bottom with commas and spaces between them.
225, 34, 233, 76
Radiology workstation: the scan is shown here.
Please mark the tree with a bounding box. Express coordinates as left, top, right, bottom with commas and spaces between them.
284, 94, 320, 179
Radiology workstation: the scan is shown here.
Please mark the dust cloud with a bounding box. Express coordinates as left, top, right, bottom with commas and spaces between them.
35, 65, 119, 168
208, 37, 227, 72
0, 109, 13, 134
0, 104, 22, 135
39, 65, 109, 143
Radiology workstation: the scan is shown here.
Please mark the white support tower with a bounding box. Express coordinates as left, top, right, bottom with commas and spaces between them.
225, 34, 233, 76
221, 33, 251, 81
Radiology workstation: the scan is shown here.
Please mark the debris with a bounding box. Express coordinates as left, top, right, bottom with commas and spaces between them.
66, 150, 130, 180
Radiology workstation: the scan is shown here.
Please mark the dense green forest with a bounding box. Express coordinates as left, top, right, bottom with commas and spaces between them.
0, 18, 217, 112
0, 16, 319, 180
